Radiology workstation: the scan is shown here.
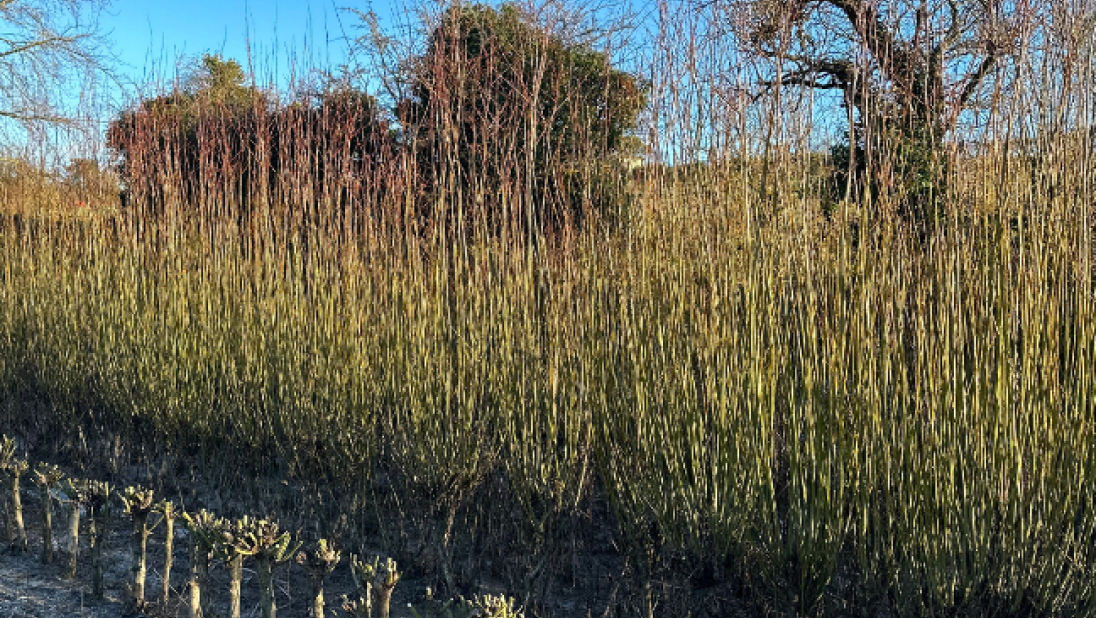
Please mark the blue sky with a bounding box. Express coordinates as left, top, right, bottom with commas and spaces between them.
12, 0, 659, 158
0, 0, 409, 157
101, 0, 405, 95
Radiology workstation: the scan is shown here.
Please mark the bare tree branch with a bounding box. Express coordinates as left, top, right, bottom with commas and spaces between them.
0, 108, 70, 123
0, 0, 113, 137
0, 34, 86, 60
956, 51, 997, 109
727, 0, 1036, 137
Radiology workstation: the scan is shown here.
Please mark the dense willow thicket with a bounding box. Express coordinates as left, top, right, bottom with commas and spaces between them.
1, 1, 1095, 616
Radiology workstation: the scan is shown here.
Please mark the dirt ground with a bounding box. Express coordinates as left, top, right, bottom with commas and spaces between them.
0, 540, 427, 618
0, 396, 743, 618
0, 492, 633, 618
0, 467, 722, 618
0, 547, 127, 618
0, 492, 424, 618
0, 537, 554, 618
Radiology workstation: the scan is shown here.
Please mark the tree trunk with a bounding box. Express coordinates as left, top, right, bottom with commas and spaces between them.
39, 483, 53, 564
311, 575, 326, 618
65, 501, 80, 578
162, 513, 174, 604
10, 474, 24, 552
189, 536, 210, 618
131, 513, 149, 608
228, 553, 243, 618
257, 555, 277, 618
374, 583, 393, 618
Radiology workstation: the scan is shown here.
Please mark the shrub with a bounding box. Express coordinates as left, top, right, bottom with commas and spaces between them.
397, 3, 646, 235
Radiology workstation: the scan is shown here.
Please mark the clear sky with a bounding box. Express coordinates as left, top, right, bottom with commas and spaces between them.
100, 0, 402, 97
11, 0, 650, 158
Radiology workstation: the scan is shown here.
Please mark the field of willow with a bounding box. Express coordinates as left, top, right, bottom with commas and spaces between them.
2, 3, 1096, 618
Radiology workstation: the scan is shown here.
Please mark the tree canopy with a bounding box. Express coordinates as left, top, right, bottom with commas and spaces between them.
728, 0, 1036, 227
397, 3, 647, 233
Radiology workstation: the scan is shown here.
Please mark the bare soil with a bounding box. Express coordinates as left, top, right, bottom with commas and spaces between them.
0, 541, 127, 618
0, 485, 531, 618
0, 397, 749, 618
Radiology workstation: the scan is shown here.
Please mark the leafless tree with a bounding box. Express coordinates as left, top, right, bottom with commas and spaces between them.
717, 0, 1044, 223
0, 0, 113, 128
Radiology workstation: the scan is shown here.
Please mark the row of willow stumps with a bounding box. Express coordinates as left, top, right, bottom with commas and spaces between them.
0, 435, 404, 618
